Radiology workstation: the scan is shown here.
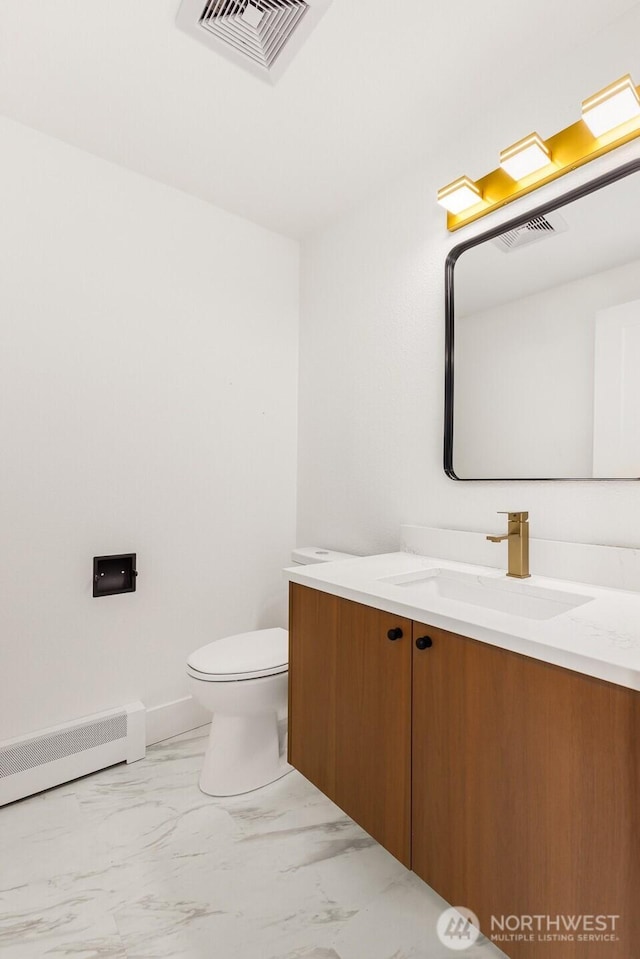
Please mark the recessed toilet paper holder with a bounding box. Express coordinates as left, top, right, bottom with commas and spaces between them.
93, 553, 137, 597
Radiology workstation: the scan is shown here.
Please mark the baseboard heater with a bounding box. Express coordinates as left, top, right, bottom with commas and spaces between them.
0, 701, 145, 806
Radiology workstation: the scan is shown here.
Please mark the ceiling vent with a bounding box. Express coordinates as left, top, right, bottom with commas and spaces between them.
492, 211, 569, 253
176, 0, 332, 83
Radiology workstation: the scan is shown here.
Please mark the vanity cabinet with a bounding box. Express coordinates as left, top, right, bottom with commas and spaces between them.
289, 584, 640, 958
288, 584, 412, 865
412, 621, 639, 958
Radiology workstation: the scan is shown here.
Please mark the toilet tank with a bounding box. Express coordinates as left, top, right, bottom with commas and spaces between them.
291, 546, 356, 565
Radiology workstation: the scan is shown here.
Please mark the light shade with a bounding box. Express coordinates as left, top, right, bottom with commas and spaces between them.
437, 176, 482, 214
582, 74, 640, 137
499, 132, 552, 181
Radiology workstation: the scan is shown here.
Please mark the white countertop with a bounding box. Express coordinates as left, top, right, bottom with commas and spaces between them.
285, 552, 640, 692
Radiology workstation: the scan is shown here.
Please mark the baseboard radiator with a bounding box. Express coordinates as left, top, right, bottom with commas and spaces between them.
0, 701, 145, 806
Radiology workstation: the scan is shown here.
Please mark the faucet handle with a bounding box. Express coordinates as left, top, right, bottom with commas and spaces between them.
498, 510, 528, 522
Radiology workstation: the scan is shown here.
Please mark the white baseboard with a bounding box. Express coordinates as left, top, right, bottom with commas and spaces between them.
0, 702, 146, 806
145, 696, 210, 746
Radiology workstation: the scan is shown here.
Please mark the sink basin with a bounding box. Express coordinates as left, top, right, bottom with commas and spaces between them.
379, 568, 593, 620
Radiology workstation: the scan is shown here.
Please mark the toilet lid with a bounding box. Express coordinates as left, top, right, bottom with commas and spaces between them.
187, 628, 288, 680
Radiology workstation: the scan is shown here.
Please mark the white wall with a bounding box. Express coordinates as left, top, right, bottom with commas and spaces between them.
297, 8, 640, 557
0, 118, 298, 741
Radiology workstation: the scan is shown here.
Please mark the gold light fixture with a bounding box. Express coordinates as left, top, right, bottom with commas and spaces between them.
581, 74, 640, 137
499, 132, 552, 181
437, 176, 482, 214
440, 73, 640, 231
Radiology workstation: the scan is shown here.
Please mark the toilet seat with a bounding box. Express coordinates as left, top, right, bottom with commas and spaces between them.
186, 627, 288, 683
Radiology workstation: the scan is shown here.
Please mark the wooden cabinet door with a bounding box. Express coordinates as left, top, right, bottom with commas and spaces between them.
289, 584, 412, 866
288, 584, 339, 802
412, 621, 640, 959
333, 594, 412, 866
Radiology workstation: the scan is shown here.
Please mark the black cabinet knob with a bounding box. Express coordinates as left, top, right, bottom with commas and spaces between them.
387, 627, 403, 641
415, 636, 433, 650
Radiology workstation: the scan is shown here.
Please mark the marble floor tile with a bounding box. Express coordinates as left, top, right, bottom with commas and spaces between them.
0, 726, 506, 959
328, 872, 503, 959
0, 893, 128, 959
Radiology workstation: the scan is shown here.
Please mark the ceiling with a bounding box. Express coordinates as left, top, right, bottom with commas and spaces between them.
0, 0, 638, 238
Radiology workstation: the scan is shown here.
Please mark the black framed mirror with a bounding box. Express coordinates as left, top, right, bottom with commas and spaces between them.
444, 158, 640, 480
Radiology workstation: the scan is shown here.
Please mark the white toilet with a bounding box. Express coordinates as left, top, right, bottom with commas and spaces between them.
187, 547, 355, 797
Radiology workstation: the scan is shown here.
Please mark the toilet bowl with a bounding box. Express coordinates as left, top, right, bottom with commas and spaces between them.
187, 546, 355, 797
187, 628, 290, 796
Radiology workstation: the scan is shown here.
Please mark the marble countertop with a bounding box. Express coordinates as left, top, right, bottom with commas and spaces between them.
285, 552, 640, 692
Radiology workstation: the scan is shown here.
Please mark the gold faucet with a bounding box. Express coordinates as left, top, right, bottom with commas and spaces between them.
486, 511, 531, 579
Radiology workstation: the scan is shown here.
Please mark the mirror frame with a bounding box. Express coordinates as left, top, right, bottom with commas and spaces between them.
443, 156, 640, 481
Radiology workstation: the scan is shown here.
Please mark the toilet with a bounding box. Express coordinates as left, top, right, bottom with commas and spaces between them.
187, 546, 355, 797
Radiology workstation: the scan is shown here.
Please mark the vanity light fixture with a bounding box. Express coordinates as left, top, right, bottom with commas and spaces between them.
499, 132, 552, 181
437, 176, 482, 214
440, 73, 640, 231
581, 74, 640, 137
